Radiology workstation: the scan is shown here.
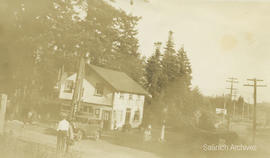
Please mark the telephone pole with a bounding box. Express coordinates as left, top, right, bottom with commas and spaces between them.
226, 77, 238, 130
232, 90, 238, 120
247, 97, 250, 120
223, 102, 226, 122
242, 101, 245, 120
71, 53, 89, 119
244, 78, 266, 144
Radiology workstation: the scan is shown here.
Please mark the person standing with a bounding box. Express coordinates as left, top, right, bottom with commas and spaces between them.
144, 125, 152, 142
66, 118, 75, 153
56, 112, 70, 157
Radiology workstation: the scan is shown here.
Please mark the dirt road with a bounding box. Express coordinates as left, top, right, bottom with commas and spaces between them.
5, 121, 160, 158
6, 120, 270, 158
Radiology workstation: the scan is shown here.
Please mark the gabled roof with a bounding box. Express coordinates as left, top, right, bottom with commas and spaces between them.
87, 64, 150, 96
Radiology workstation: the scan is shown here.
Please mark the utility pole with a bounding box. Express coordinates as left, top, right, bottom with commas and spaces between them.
242, 101, 245, 120
71, 53, 89, 119
223, 102, 226, 123
232, 89, 238, 120
226, 77, 238, 130
244, 78, 266, 144
233, 101, 236, 120
247, 97, 250, 120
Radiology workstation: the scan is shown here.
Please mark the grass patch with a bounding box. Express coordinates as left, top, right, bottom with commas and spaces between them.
103, 128, 264, 158
103, 128, 206, 158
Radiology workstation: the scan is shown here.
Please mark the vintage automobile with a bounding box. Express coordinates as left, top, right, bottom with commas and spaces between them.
72, 117, 102, 141
59, 105, 104, 141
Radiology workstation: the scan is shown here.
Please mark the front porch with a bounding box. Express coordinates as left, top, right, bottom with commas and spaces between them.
60, 100, 113, 130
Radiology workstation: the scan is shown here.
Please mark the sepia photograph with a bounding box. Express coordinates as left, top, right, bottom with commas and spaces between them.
0, 0, 270, 158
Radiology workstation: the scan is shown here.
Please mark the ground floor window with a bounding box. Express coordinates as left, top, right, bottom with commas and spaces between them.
102, 110, 110, 120
95, 109, 100, 117
82, 106, 93, 113
120, 93, 124, 99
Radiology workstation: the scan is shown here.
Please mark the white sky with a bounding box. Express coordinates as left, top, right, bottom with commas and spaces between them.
107, 0, 270, 103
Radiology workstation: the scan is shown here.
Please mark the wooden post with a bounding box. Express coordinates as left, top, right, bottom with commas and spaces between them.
244, 78, 266, 144
242, 102, 245, 120
160, 107, 168, 142
160, 120, 165, 142
247, 101, 250, 120
233, 101, 236, 120
0, 94, 7, 135
223, 102, 226, 123
226, 77, 238, 130
71, 55, 85, 119
252, 80, 257, 144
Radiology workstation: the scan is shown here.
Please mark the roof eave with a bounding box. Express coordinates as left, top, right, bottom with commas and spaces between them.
115, 90, 151, 97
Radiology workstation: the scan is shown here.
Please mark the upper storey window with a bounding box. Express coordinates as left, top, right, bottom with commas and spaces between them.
95, 83, 104, 96
64, 80, 74, 93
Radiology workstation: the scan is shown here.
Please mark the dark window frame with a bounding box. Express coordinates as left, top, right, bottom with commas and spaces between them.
129, 94, 133, 100
133, 110, 140, 121
64, 80, 74, 93
94, 83, 104, 96
120, 93, 124, 99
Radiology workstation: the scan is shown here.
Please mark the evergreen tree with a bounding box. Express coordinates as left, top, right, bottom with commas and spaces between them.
161, 31, 180, 83
145, 42, 163, 98
156, 32, 195, 126
177, 47, 192, 88
164, 30, 176, 56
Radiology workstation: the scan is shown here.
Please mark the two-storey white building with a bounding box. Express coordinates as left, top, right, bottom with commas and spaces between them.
58, 64, 149, 130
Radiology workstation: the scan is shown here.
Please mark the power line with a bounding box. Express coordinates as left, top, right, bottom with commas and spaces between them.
244, 78, 267, 144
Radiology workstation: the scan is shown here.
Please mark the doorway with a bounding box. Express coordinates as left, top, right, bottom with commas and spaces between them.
102, 110, 111, 130
125, 108, 131, 124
